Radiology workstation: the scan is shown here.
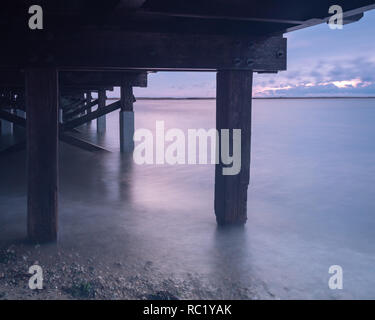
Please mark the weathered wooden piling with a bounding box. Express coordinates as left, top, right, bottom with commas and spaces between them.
86, 91, 92, 123
14, 109, 26, 136
26, 68, 59, 243
120, 84, 135, 153
97, 89, 106, 133
59, 108, 63, 124
0, 111, 13, 136
215, 70, 253, 225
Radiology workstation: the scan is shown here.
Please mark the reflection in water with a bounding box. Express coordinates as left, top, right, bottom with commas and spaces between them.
211, 226, 250, 282
1, 99, 375, 299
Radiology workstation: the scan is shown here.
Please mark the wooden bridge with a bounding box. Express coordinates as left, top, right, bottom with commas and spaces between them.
0, 0, 374, 242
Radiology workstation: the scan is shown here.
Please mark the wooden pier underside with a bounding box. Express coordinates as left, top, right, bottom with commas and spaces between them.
0, 0, 374, 242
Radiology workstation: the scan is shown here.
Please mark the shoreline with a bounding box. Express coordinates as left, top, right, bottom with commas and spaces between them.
0, 244, 270, 300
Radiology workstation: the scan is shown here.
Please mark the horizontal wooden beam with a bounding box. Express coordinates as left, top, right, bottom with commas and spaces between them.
136, 9, 304, 25
138, 0, 375, 23
62, 100, 121, 131
61, 71, 148, 88
0, 134, 109, 155
61, 98, 86, 111
0, 70, 148, 88
0, 31, 286, 71
0, 109, 26, 127
1, 1, 373, 39
0, 100, 121, 133
286, 3, 375, 32
64, 99, 99, 119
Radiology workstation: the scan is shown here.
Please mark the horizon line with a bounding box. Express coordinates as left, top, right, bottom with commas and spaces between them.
107, 96, 375, 100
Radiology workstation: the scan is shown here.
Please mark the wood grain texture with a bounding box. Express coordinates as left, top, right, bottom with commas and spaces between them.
0, 31, 286, 72
26, 68, 59, 242
120, 85, 134, 111
215, 70, 253, 225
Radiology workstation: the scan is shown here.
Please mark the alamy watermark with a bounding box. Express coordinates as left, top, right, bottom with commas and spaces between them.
328, 265, 343, 290
328, 5, 343, 29
28, 5, 43, 30
28, 264, 43, 290
133, 121, 242, 176
27, 4, 344, 31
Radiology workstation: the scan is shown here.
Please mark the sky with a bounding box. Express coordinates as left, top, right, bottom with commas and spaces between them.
126, 9, 375, 98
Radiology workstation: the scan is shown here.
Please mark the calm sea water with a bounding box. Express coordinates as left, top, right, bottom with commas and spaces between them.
1, 98, 375, 299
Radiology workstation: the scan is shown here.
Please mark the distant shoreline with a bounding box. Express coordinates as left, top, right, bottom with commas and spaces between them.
108, 96, 375, 100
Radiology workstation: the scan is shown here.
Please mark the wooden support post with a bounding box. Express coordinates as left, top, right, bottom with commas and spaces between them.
215, 70, 253, 225
59, 108, 63, 124
0, 111, 13, 135
97, 89, 106, 133
26, 68, 59, 242
120, 85, 135, 153
79, 93, 86, 116
14, 109, 26, 136
86, 91, 92, 123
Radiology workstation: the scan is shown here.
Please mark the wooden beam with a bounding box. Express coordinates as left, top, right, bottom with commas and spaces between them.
60, 134, 110, 153
86, 91, 92, 121
61, 98, 86, 111
26, 68, 59, 243
61, 87, 113, 95
0, 70, 148, 88
0, 109, 26, 127
63, 100, 121, 131
1, 1, 373, 39
97, 89, 107, 133
64, 99, 99, 119
0, 32, 286, 71
136, 9, 304, 24
0, 134, 109, 154
61, 71, 148, 88
286, 3, 375, 32
138, 0, 375, 23
215, 70, 253, 225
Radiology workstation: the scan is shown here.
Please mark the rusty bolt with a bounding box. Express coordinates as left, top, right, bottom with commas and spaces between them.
277, 50, 284, 58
